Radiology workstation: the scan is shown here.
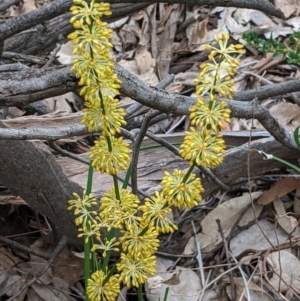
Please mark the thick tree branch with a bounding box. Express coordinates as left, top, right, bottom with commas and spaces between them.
0, 0, 284, 48
234, 80, 300, 102
0, 0, 22, 13
0, 124, 88, 140
0, 64, 298, 150
3, 3, 150, 56
0, 0, 71, 44
0, 66, 77, 108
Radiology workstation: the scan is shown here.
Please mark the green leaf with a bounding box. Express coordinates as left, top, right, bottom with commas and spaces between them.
293, 125, 300, 149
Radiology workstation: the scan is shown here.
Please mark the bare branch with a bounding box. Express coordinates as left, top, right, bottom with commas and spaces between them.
0, 124, 88, 140
234, 79, 300, 102
0, 0, 71, 43
0, 64, 298, 150
0, 0, 22, 14
0, 66, 77, 108
0, 0, 284, 49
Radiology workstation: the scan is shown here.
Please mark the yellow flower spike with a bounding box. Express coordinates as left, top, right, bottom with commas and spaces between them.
81, 94, 126, 134
180, 127, 226, 169
99, 187, 139, 229
140, 191, 178, 233
120, 224, 159, 257
161, 169, 204, 208
87, 271, 120, 301
117, 253, 156, 287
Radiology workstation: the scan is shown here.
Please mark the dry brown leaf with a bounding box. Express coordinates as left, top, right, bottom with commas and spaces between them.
135, 46, 155, 75
119, 59, 159, 86
258, 177, 300, 205
157, 4, 182, 80
273, 198, 300, 236
230, 219, 289, 257
267, 250, 300, 293
274, 0, 297, 18
52, 247, 84, 286
0, 268, 27, 299
184, 191, 263, 254
145, 257, 201, 301
226, 277, 274, 301
0, 247, 19, 270
185, 11, 208, 51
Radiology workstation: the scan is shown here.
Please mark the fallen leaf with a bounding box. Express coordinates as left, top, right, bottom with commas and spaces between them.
273, 198, 300, 236
135, 45, 155, 75
230, 219, 289, 257
145, 258, 201, 301
267, 250, 300, 293
274, 0, 297, 18
258, 177, 300, 205
184, 191, 263, 254
226, 277, 274, 301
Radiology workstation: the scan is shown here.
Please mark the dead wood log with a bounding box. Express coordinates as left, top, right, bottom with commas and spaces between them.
0, 140, 82, 244
0, 136, 298, 244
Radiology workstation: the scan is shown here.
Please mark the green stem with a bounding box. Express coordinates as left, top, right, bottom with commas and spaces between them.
138, 284, 144, 301
182, 162, 196, 183
86, 160, 94, 195
83, 161, 94, 300
122, 163, 132, 189
101, 227, 116, 270
112, 174, 120, 200
163, 287, 170, 301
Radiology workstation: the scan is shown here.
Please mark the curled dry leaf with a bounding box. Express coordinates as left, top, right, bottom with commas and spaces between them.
145, 257, 201, 301
273, 198, 300, 236
267, 250, 300, 293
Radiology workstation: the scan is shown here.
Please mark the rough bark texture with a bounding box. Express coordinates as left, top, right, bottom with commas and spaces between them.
0, 140, 82, 244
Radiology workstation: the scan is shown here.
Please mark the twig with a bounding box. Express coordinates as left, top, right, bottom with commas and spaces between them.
197, 253, 260, 296
2, 51, 47, 65
230, 251, 251, 301
145, 131, 180, 155
131, 109, 161, 195
0, 62, 29, 72
42, 43, 61, 69
155, 251, 195, 258
0, 124, 89, 140
256, 278, 288, 301
198, 269, 212, 301
199, 167, 231, 191
0, 235, 51, 260
165, 115, 186, 134
6, 235, 68, 301
216, 219, 235, 300
125, 74, 175, 118
192, 220, 206, 288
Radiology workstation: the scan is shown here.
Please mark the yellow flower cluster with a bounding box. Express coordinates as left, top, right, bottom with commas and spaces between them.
161, 32, 244, 210
68, 1, 245, 297
69, 0, 130, 174
87, 270, 120, 301
67, 0, 174, 294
